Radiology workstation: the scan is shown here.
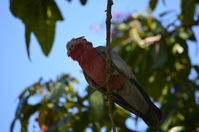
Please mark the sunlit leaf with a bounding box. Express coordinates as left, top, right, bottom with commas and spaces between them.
168, 126, 185, 132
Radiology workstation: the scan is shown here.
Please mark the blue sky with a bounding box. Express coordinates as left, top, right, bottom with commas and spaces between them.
0, 0, 199, 132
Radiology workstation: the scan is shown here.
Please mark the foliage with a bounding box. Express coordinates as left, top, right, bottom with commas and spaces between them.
111, 12, 199, 131
9, 0, 198, 59
10, 0, 199, 132
10, 74, 133, 132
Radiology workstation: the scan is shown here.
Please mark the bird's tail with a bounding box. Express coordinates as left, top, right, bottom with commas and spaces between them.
129, 78, 162, 127
141, 102, 162, 127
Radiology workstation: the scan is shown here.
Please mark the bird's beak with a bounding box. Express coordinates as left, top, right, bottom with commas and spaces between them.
67, 50, 70, 57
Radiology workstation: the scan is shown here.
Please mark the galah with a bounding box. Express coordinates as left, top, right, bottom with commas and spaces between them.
66, 36, 161, 127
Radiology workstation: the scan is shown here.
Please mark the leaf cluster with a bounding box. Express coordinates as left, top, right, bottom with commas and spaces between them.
10, 74, 134, 132
111, 11, 199, 131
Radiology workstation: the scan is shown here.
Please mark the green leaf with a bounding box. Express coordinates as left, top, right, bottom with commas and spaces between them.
89, 91, 104, 121
114, 106, 131, 123
178, 30, 190, 40
168, 126, 185, 132
148, 0, 158, 12
10, 0, 63, 57
10, 118, 17, 132
160, 110, 175, 131
185, 29, 197, 42
64, 102, 76, 108
180, 0, 196, 24
194, 66, 199, 74
80, 0, 87, 5
25, 26, 31, 60
46, 116, 71, 132
13, 88, 41, 132
73, 111, 89, 131
159, 10, 173, 17
49, 82, 66, 100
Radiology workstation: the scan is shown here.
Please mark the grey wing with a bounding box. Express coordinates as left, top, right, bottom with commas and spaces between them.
95, 46, 153, 104
96, 46, 134, 79
83, 72, 141, 116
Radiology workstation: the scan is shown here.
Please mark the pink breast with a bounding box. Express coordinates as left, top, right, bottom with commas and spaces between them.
80, 49, 124, 90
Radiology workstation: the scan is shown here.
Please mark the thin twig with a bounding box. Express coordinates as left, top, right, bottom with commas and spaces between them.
105, 0, 116, 132
139, 20, 199, 46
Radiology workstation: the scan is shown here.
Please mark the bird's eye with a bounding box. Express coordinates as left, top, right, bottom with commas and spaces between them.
71, 44, 74, 49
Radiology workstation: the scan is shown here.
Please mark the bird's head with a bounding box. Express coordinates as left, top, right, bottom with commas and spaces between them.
66, 36, 93, 57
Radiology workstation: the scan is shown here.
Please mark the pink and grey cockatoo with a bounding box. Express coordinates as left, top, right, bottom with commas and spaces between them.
66, 36, 161, 127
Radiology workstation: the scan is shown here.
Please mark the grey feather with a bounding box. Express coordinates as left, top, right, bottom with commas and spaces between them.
96, 46, 134, 79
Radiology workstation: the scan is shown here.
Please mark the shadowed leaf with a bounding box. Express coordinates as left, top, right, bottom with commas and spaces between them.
80, 0, 87, 5
148, 0, 158, 12
10, 0, 63, 57
180, 0, 196, 24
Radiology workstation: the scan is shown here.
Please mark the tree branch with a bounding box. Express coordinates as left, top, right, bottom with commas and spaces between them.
105, 0, 116, 132
139, 20, 199, 46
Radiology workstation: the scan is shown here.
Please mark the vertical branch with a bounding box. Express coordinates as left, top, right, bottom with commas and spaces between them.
105, 0, 116, 132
